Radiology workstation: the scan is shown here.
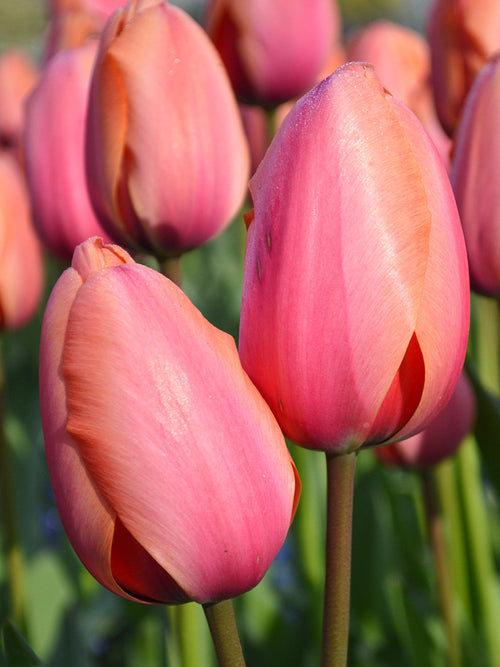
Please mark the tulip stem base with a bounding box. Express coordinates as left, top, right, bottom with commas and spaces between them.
321, 450, 357, 667
160, 256, 182, 287
203, 599, 246, 667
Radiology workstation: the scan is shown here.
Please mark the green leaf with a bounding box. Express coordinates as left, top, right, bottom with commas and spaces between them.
1, 620, 42, 666
466, 360, 500, 498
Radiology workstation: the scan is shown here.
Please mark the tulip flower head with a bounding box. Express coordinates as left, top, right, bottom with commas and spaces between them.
86, 0, 250, 259
206, 0, 339, 108
376, 372, 476, 468
239, 63, 470, 455
427, 0, 500, 136
40, 237, 299, 604
450, 55, 500, 296
24, 40, 112, 262
0, 152, 43, 330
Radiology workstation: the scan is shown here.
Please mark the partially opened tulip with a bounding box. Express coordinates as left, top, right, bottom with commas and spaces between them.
427, 0, 500, 136
24, 40, 112, 262
0, 152, 43, 330
239, 63, 470, 456
376, 372, 476, 468
450, 55, 500, 296
40, 237, 299, 607
206, 0, 339, 108
86, 0, 250, 259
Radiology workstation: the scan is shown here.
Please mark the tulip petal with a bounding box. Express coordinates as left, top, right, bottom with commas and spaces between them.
62, 263, 296, 602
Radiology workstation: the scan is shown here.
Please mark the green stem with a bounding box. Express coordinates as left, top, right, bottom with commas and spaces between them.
203, 599, 246, 667
321, 451, 357, 667
421, 469, 461, 667
0, 342, 28, 636
161, 256, 182, 287
433, 459, 471, 622
456, 437, 500, 666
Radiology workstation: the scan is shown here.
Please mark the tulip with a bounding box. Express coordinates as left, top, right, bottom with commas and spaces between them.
43, 0, 127, 60
24, 40, 111, 262
376, 372, 476, 468
427, 0, 500, 136
0, 50, 37, 154
205, 0, 340, 108
0, 152, 44, 330
450, 55, 500, 296
346, 20, 451, 167
239, 62, 470, 455
40, 236, 299, 604
86, 0, 250, 259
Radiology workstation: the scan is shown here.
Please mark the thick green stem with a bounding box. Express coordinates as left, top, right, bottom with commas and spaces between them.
203, 599, 246, 667
421, 469, 461, 667
321, 451, 357, 667
0, 343, 28, 636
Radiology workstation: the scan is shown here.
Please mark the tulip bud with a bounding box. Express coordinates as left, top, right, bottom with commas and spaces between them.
450, 55, 500, 296
86, 0, 250, 258
427, 0, 500, 136
40, 236, 299, 604
0, 153, 44, 330
0, 49, 37, 154
206, 0, 339, 108
346, 20, 451, 167
376, 372, 476, 468
239, 63, 470, 455
24, 41, 112, 262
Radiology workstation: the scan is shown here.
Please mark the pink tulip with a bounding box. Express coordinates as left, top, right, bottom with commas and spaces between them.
239, 63, 470, 455
43, 0, 127, 60
24, 40, 111, 262
40, 236, 299, 604
86, 0, 250, 258
0, 153, 44, 330
427, 0, 500, 136
376, 372, 476, 468
205, 0, 340, 107
0, 49, 37, 153
346, 20, 451, 167
450, 55, 500, 296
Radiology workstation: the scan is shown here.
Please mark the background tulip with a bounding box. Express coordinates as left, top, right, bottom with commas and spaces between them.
450, 55, 500, 296
0, 152, 43, 330
239, 62, 470, 455
346, 20, 451, 167
86, 0, 250, 259
0, 49, 37, 155
40, 236, 299, 605
205, 0, 339, 108
427, 0, 500, 136
376, 372, 476, 468
24, 40, 111, 262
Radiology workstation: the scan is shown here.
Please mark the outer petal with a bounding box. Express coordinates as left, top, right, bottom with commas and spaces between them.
239, 63, 469, 453
58, 244, 297, 603
40, 239, 136, 599
24, 41, 111, 261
